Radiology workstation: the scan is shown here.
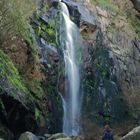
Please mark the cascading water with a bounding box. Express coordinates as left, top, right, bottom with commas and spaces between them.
58, 1, 82, 136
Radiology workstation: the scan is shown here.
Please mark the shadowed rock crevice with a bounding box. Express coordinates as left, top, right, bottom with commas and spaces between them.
0, 94, 37, 136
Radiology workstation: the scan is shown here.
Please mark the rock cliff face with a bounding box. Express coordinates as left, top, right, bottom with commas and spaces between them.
38, 0, 140, 137
0, 0, 140, 139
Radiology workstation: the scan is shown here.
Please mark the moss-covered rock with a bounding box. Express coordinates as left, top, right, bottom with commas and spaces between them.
0, 49, 28, 102
0, 49, 49, 137
19, 132, 39, 140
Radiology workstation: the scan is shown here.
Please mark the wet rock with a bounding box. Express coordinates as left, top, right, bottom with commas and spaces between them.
19, 132, 39, 140
77, 3, 97, 25
44, 133, 51, 139
121, 126, 140, 140
62, 0, 80, 26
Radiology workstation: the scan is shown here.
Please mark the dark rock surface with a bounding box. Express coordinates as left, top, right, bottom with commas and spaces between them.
131, 0, 140, 13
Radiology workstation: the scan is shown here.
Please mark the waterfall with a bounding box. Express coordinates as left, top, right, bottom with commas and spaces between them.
59, 1, 82, 136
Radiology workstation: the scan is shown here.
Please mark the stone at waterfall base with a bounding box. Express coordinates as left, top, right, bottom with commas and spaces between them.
18, 132, 85, 140
18, 132, 39, 140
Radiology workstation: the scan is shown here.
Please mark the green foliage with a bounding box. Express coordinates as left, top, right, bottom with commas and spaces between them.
0, 1, 48, 127
42, 4, 49, 14
35, 108, 45, 125
35, 20, 58, 47
0, 0, 38, 45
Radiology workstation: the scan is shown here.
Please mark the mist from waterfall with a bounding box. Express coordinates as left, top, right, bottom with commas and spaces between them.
59, 1, 82, 136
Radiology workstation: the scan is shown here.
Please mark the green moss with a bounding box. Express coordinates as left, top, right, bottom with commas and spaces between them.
0, 49, 28, 94
28, 79, 44, 100
37, 20, 57, 47
35, 108, 45, 125
0, 49, 47, 123
42, 4, 49, 14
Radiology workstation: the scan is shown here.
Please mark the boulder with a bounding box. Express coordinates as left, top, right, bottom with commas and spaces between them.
44, 133, 51, 139
47, 133, 66, 140
18, 132, 39, 140
121, 126, 140, 140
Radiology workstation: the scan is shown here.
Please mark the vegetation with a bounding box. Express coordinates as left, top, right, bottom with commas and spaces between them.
0, 0, 38, 45
0, 49, 28, 94
34, 17, 58, 47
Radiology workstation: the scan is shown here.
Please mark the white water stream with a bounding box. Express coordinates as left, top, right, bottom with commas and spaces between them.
59, 1, 82, 136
